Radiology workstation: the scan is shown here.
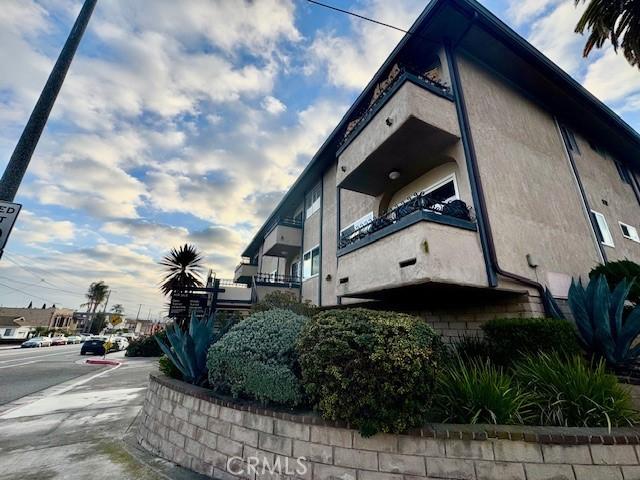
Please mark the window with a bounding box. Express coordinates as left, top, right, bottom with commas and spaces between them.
614, 160, 632, 185
340, 212, 374, 241
305, 184, 321, 219
302, 246, 320, 279
291, 260, 300, 279
560, 125, 580, 154
591, 210, 614, 247
423, 174, 458, 203
619, 222, 640, 242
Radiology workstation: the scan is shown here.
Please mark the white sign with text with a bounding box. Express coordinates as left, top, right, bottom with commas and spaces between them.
0, 201, 21, 250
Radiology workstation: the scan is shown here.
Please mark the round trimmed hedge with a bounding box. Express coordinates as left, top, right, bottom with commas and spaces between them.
207, 309, 308, 406
297, 308, 444, 436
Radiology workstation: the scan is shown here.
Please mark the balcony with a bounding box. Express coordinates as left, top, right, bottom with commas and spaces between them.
253, 273, 301, 302
336, 195, 487, 298
234, 261, 258, 284
336, 66, 460, 196
262, 218, 303, 257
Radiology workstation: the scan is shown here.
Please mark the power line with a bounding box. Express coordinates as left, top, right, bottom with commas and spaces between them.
0, 275, 86, 297
0, 281, 59, 304
305, 0, 411, 34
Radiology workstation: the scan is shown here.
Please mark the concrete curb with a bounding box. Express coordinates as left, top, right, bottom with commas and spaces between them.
85, 358, 122, 366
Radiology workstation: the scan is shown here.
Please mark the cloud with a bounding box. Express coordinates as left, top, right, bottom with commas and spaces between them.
11, 210, 76, 245
307, 0, 424, 90
262, 96, 287, 115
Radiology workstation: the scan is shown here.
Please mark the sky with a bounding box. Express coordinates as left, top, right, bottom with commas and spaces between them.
1, 0, 639, 320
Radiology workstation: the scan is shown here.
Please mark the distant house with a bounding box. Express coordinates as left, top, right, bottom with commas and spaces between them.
0, 307, 75, 330
73, 311, 124, 332
0, 315, 32, 341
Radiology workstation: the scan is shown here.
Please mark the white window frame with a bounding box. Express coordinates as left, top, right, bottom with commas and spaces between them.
423, 173, 459, 202
340, 212, 374, 240
305, 184, 321, 219
592, 210, 615, 247
302, 245, 320, 280
619, 222, 640, 243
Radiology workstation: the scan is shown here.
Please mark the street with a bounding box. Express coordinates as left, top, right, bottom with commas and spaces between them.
0, 346, 202, 480
0, 344, 101, 405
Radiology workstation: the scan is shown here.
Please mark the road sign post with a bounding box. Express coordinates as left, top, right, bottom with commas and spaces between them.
0, 201, 22, 260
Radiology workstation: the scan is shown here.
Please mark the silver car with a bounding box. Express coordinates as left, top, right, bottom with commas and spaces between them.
21, 336, 52, 348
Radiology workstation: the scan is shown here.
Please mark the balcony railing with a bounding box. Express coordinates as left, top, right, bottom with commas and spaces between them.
339, 193, 473, 250
264, 216, 303, 237
338, 63, 452, 151
253, 273, 301, 287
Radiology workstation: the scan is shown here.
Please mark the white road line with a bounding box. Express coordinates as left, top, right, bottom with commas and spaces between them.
0, 360, 37, 369
0, 351, 80, 364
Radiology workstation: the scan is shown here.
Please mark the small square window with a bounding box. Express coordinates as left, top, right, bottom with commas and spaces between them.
619, 222, 640, 243
305, 184, 321, 219
591, 210, 614, 247
560, 125, 580, 155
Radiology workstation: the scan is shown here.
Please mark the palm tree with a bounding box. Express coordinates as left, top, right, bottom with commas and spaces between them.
575, 0, 640, 67
82, 281, 109, 333
159, 244, 204, 296
111, 304, 124, 315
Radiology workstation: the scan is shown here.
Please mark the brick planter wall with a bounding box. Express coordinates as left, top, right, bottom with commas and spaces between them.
138, 374, 640, 480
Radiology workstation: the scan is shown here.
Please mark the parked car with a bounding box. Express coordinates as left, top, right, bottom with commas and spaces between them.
81, 339, 107, 355
66, 335, 82, 344
21, 336, 52, 348
112, 337, 129, 351
79, 335, 90, 342
51, 336, 68, 346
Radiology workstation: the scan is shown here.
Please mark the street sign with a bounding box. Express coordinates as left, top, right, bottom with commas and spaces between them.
169, 290, 209, 318
0, 201, 21, 250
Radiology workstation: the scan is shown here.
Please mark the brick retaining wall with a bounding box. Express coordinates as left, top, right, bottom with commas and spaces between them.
138, 374, 640, 480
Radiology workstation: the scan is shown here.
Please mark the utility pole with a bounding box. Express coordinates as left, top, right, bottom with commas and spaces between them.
102, 290, 111, 313
0, 0, 98, 202
135, 304, 142, 320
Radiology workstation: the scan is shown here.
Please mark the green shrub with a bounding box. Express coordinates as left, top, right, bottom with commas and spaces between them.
452, 335, 491, 363
590, 260, 640, 304
431, 357, 533, 425
482, 317, 581, 366
298, 308, 443, 437
207, 309, 308, 406
515, 353, 638, 427
252, 291, 316, 317
125, 331, 166, 357
159, 355, 182, 380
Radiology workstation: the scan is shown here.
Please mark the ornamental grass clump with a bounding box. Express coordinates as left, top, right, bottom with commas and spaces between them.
515, 352, 638, 428
297, 308, 444, 437
207, 309, 308, 406
431, 356, 533, 425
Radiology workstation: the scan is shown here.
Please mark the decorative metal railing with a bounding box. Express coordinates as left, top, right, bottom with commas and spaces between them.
216, 278, 250, 288
338, 194, 473, 250
253, 273, 302, 287
264, 216, 304, 238
338, 64, 451, 150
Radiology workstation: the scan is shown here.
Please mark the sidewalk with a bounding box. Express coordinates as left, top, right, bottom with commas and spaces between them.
0, 355, 205, 480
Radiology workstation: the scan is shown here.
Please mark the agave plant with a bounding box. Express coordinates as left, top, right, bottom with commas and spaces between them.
155, 310, 232, 385
568, 275, 640, 367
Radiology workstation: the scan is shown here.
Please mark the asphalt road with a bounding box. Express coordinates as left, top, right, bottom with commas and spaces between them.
0, 343, 105, 405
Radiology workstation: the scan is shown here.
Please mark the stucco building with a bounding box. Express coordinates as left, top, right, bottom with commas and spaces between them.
0, 306, 75, 330
232, 0, 640, 337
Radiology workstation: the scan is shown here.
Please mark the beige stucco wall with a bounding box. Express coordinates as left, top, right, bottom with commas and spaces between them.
457, 54, 602, 287
321, 165, 338, 306
337, 221, 487, 297
571, 133, 640, 263
302, 200, 321, 305
263, 224, 302, 257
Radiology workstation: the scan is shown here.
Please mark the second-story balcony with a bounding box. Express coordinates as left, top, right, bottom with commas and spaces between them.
336, 64, 460, 196
234, 260, 258, 284
336, 193, 487, 299
263, 217, 303, 258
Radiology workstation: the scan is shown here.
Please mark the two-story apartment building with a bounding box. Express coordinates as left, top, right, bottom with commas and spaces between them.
233, 0, 640, 337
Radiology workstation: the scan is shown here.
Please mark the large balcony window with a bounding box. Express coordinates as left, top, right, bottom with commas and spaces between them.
302, 246, 320, 279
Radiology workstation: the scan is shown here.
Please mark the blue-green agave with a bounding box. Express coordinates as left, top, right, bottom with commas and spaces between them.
568, 274, 640, 367
155, 310, 231, 385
